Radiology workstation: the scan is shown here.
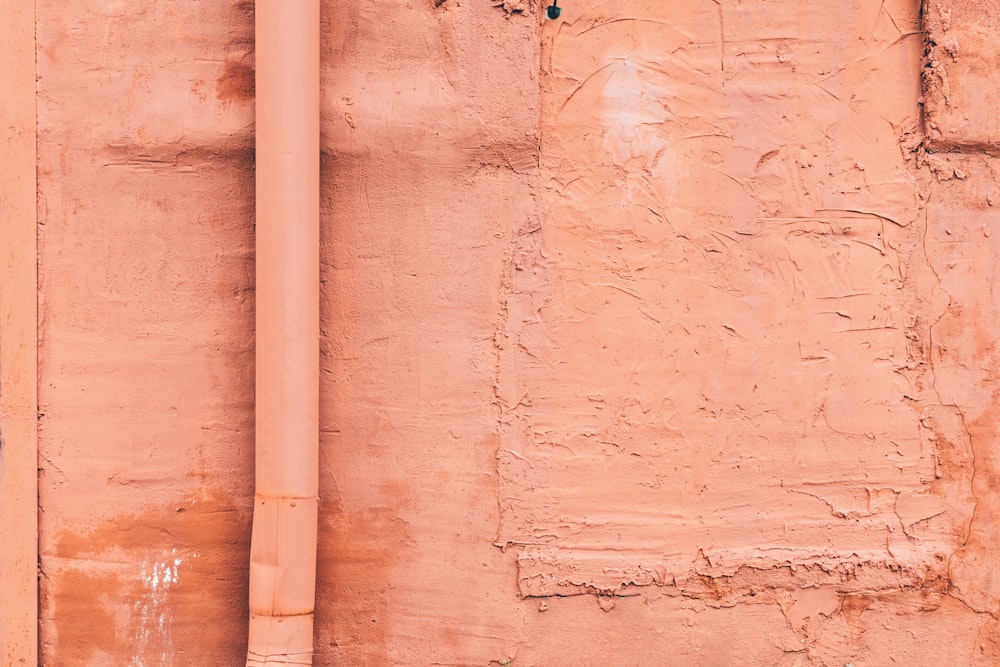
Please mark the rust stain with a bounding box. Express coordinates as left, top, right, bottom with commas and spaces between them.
216, 60, 254, 102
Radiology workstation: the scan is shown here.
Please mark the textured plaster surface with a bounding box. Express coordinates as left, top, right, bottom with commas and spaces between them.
0, 0, 38, 663
28, 0, 1000, 665
36, 1, 256, 664
923, 0, 1000, 149
498, 0, 946, 597
316, 1, 539, 663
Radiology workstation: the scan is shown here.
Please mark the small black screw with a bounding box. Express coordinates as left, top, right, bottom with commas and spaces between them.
546, 0, 561, 19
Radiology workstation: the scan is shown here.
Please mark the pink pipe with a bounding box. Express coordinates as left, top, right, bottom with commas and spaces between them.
246, 1, 320, 665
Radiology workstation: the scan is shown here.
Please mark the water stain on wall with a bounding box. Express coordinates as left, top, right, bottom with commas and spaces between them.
42, 495, 251, 666
216, 60, 255, 103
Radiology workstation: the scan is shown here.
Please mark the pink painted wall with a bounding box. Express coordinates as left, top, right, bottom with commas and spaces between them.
18, 0, 1000, 664
35, 2, 255, 663
0, 1, 38, 662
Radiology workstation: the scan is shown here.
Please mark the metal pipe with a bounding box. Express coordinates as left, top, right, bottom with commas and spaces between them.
246, 2, 320, 665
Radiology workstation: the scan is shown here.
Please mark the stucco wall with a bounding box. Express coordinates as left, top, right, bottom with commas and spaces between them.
35, 2, 256, 664
315, 2, 539, 663
0, 1, 38, 663
20, 0, 1000, 665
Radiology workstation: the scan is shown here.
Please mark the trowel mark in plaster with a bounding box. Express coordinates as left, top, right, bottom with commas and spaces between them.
129, 549, 183, 667
500, 0, 963, 604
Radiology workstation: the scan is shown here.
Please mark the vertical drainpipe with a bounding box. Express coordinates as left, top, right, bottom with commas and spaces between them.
246, 1, 320, 666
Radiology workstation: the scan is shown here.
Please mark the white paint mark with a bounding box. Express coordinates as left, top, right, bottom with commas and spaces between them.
602, 60, 668, 165
129, 549, 182, 666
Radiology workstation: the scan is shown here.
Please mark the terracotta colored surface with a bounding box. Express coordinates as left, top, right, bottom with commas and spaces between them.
923, 0, 1000, 149
247, 1, 320, 664
23, 0, 1000, 664
322, 0, 1000, 664
505, 2, 998, 661
924, 154, 1000, 614
35, 1, 256, 664
316, 1, 538, 663
0, 1, 38, 663
500, 0, 940, 597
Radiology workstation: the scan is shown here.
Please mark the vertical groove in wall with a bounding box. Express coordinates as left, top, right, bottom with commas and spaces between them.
0, 0, 39, 663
